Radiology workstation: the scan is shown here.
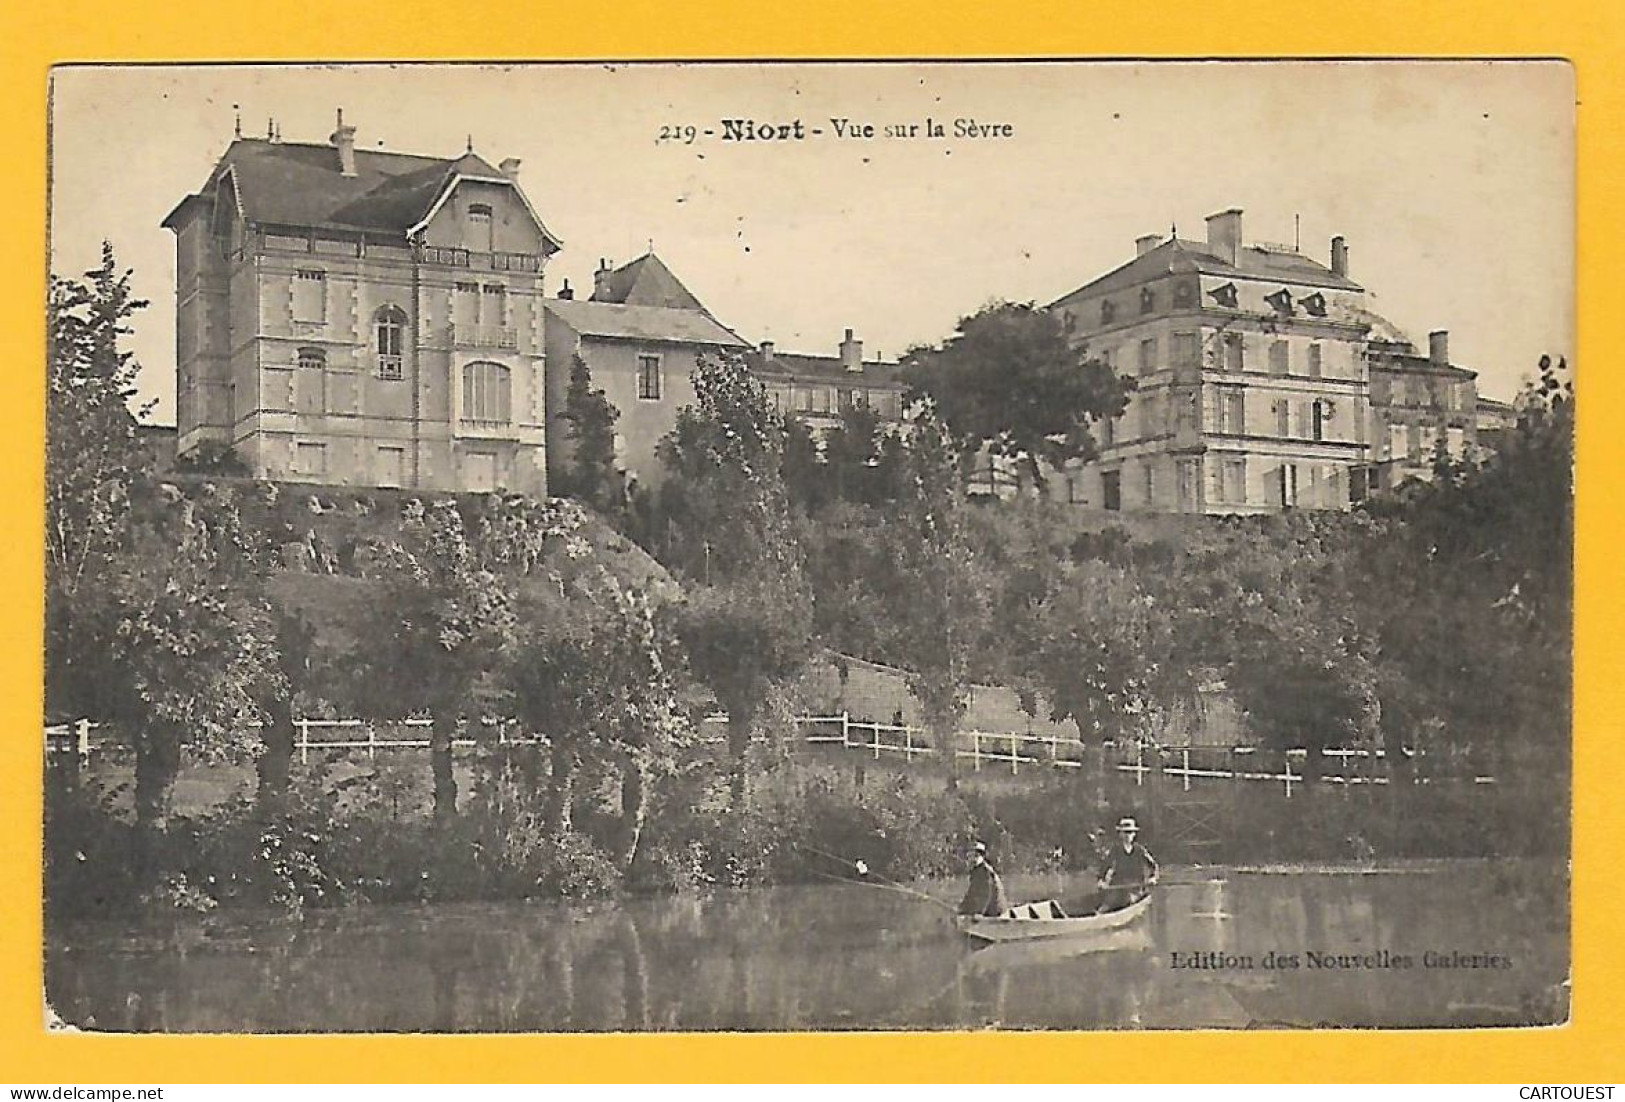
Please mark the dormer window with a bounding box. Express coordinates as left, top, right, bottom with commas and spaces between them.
468, 203, 494, 253
1302, 292, 1327, 318
1207, 282, 1238, 309
375, 305, 408, 380
1265, 288, 1295, 316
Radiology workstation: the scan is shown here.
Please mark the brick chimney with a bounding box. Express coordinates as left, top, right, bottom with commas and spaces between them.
500, 157, 522, 182
1205, 208, 1243, 265
557, 278, 574, 300
330, 109, 357, 177
1331, 235, 1349, 278
839, 328, 864, 373
1135, 234, 1161, 257
592, 258, 613, 300
1429, 330, 1449, 366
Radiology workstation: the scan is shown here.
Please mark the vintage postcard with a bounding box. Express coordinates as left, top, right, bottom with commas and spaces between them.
41, 60, 1573, 1040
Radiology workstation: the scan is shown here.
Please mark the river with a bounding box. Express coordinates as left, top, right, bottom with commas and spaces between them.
45, 862, 1567, 1032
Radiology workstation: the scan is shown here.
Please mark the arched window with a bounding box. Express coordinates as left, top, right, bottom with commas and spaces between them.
375, 306, 408, 380
462, 361, 512, 424
296, 347, 326, 371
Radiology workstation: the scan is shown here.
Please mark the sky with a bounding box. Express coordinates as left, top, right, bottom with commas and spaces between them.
49, 61, 1573, 424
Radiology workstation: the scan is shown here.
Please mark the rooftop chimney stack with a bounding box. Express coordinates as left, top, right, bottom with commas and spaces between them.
499, 157, 522, 182
1331, 235, 1349, 278
760, 341, 776, 362
1429, 330, 1450, 366
557, 279, 574, 301
330, 109, 357, 177
840, 328, 864, 373
1205, 208, 1243, 266
592, 258, 613, 301
1135, 234, 1162, 257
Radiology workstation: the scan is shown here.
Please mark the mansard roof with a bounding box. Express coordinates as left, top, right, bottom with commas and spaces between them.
1051, 235, 1363, 306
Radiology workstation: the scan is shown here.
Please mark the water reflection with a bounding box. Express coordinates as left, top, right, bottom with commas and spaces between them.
46, 863, 1567, 1032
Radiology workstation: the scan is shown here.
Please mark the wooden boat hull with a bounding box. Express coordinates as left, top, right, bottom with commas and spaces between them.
955, 893, 1153, 943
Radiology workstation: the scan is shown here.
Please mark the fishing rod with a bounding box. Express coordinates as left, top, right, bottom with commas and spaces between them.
799, 844, 960, 915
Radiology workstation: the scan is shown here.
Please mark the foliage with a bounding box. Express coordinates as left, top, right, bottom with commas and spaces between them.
656, 352, 814, 808
45, 244, 152, 718
554, 354, 625, 515
902, 301, 1133, 488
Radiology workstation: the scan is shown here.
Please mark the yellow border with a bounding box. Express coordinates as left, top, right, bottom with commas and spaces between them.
4, 0, 1618, 1083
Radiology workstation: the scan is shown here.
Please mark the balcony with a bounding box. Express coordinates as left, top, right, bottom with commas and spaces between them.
416, 245, 543, 273
450, 323, 518, 351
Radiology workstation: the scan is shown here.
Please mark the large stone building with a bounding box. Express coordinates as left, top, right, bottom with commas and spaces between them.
1051, 210, 1376, 514
162, 115, 558, 494
1051, 208, 1481, 514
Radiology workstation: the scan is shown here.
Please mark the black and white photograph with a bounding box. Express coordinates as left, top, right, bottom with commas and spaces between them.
42, 60, 1574, 1033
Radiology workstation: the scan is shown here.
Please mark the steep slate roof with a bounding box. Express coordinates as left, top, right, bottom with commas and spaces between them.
1051, 236, 1363, 306
591, 253, 709, 311
543, 299, 748, 348
742, 349, 907, 389
163, 138, 561, 249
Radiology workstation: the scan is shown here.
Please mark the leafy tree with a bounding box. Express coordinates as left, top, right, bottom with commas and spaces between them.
45, 244, 152, 718
555, 354, 624, 514
105, 486, 281, 872
658, 353, 813, 808
902, 301, 1132, 489
780, 414, 825, 513
881, 412, 994, 779
348, 499, 516, 827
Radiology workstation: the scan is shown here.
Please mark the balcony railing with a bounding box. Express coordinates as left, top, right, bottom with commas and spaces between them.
449, 324, 518, 351
417, 245, 543, 273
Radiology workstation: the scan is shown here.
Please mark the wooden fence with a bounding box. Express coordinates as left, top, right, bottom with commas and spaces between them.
47, 712, 1493, 797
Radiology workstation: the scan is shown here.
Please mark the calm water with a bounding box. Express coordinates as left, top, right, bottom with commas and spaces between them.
46, 863, 1567, 1032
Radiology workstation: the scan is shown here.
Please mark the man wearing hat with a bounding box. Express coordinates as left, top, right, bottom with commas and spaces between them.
1097, 816, 1158, 913
957, 840, 1010, 917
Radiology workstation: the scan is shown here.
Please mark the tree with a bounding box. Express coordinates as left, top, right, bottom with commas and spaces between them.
902, 301, 1132, 489
555, 354, 624, 514
881, 411, 994, 780
45, 244, 152, 719
657, 353, 813, 808
105, 486, 281, 873
349, 499, 516, 827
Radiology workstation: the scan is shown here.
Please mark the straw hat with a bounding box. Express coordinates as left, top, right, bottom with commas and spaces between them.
1116, 817, 1140, 833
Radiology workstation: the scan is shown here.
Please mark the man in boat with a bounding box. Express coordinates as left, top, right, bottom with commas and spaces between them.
957, 841, 1010, 917
1097, 817, 1158, 913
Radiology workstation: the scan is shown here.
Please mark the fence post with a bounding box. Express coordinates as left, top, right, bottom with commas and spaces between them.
299, 718, 310, 765
1010, 734, 1019, 776
1136, 742, 1145, 788
75, 718, 91, 765
972, 732, 981, 773
1182, 747, 1191, 792
872, 722, 881, 761
1283, 755, 1296, 799
842, 711, 852, 749
367, 723, 377, 762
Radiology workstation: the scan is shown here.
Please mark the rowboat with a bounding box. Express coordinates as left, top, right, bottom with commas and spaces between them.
955, 893, 1153, 944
